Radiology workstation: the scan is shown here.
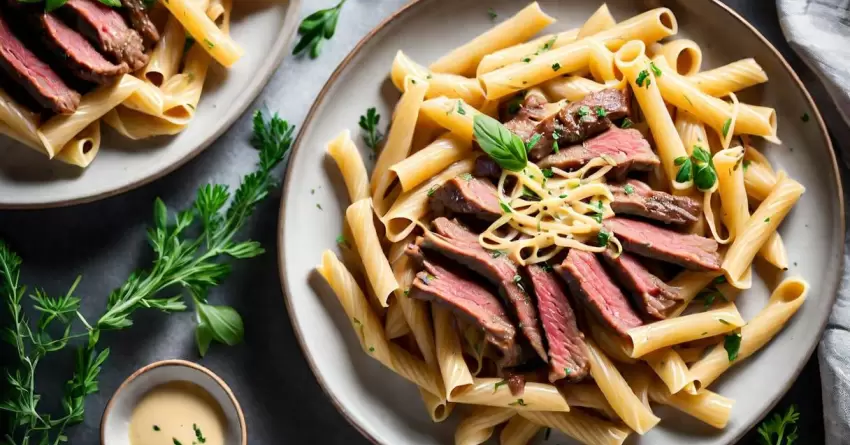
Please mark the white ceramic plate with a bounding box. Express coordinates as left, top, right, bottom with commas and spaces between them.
0, 0, 301, 209
278, 1, 844, 443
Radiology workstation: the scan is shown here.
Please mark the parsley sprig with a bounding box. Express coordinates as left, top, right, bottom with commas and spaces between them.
674, 146, 718, 191
358, 107, 384, 151
758, 405, 800, 445
0, 110, 294, 445
293, 1, 346, 59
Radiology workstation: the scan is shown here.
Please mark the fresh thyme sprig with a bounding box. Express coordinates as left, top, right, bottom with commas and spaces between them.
293, 0, 346, 59
0, 110, 294, 445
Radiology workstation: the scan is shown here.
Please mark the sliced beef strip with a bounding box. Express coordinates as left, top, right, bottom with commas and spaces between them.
120, 0, 160, 48
422, 217, 548, 361
537, 127, 660, 174
37, 12, 128, 84
430, 176, 501, 222
604, 217, 721, 271
406, 243, 522, 367
602, 249, 683, 320
557, 87, 631, 145
474, 156, 502, 182
503, 93, 558, 161
61, 0, 149, 71
556, 249, 643, 337
609, 179, 701, 225
0, 11, 80, 113
526, 264, 589, 382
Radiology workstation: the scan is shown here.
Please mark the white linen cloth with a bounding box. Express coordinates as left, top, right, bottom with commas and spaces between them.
777, 1, 850, 443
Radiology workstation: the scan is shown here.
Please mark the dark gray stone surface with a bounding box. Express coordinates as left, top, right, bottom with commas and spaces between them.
0, 1, 843, 444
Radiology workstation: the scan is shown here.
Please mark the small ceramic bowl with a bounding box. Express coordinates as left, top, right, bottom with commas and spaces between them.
101, 359, 247, 445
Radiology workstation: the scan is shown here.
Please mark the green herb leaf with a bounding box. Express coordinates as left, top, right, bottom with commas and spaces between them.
197, 302, 244, 347
487, 8, 497, 20
552, 140, 559, 153
551, 62, 561, 72
293, 1, 346, 58
456, 100, 466, 115
359, 107, 383, 151
758, 404, 800, 445
597, 229, 610, 247
595, 106, 607, 118
649, 61, 662, 77
800, 112, 810, 123
472, 114, 528, 171
636, 70, 650, 87
623, 184, 635, 195
500, 201, 513, 214
542, 168, 554, 178
743, 160, 751, 172
724, 332, 742, 361
675, 157, 693, 183
620, 117, 634, 129
722, 118, 732, 138
493, 380, 507, 393
526, 133, 542, 152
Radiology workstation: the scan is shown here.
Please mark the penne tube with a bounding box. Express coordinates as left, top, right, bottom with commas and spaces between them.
371, 76, 429, 216
500, 416, 542, 445
744, 156, 777, 201
450, 378, 570, 412
648, 381, 734, 428
667, 271, 719, 317
420, 97, 481, 142
577, 4, 616, 38
735, 104, 779, 142
619, 364, 653, 409
588, 321, 636, 364
345, 199, 399, 307
39, 75, 143, 156
563, 383, 617, 419
0, 121, 41, 152
139, 15, 187, 86
760, 232, 789, 270
722, 173, 804, 286
430, 2, 555, 76
391, 51, 486, 108
388, 342, 445, 399
688, 58, 768, 97
541, 76, 625, 102
381, 157, 475, 242
390, 133, 471, 192
454, 406, 514, 445
393, 255, 438, 368
713, 146, 752, 288
327, 130, 370, 202
627, 303, 746, 358
689, 277, 808, 390
651, 57, 734, 147
676, 345, 708, 364
0, 89, 41, 152
643, 348, 696, 394
159, 0, 243, 67
419, 387, 452, 423
586, 340, 660, 434
673, 108, 710, 234
122, 80, 166, 116
434, 305, 474, 398
103, 106, 186, 140
654, 39, 702, 76
615, 41, 690, 191
519, 410, 632, 445
54, 121, 100, 168
476, 29, 579, 76
384, 302, 409, 339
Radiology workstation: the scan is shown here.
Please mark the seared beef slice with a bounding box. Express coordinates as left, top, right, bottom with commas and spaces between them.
609, 179, 700, 225
603, 217, 721, 271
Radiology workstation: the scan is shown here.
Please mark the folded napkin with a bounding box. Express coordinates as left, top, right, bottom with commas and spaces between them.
777, 1, 850, 443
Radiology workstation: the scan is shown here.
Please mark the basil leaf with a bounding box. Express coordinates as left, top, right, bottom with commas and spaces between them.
197, 302, 244, 346
473, 114, 528, 171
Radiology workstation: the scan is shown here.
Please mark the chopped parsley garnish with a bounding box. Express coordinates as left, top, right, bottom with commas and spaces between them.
508, 398, 528, 406
722, 118, 732, 138
193, 424, 207, 443
526, 133, 542, 151
635, 69, 650, 88
203, 39, 215, 50
368, 346, 375, 352
427, 186, 437, 197
577, 105, 591, 119
521, 57, 531, 63
540, 36, 557, 52
500, 201, 513, 214
764, 217, 771, 223
358, 107, 384, 151
456, 100, 466, 115
552, 62, 561, 72
620, 117, 633, 129
595, 106, 607, 118
718, 318, 731, 325
552, 140, 559, 153
173, 440, 182, 445
724, 332, 742, 361
153, 425, 161, 432
336, 235, 350, 248
494, 380, 508, 393
758, 404, 800, 445
542, 168, 554, 178
558, 194, 567, 199
597, 228, 610, 247
293, 0, 346, 58
316, 203, 323, 210
801, 112, 810, 123
487, 8, 497, 20
649, 61, 662, 77
713, 275, 727, 284
623, 184, 635, 195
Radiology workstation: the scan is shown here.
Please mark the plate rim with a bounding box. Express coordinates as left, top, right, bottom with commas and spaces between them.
277, 0, 846, 443
0, 0, 303, 210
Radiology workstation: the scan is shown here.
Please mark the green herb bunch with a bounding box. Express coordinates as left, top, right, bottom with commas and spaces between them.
293, 1, 346, 59
758, 404, 800, 445
0, 110, 294, 445
674, 145, 718, 191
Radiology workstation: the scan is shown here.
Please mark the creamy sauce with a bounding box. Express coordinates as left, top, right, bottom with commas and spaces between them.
129, 381, 227, 445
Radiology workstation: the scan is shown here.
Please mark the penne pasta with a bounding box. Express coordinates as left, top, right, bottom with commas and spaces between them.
419, 387, 453, 423
476, 29, 579, 76
577, 4, 616, 38
688, 58, 768, 97
390, 133, 472, 192
384, 302, 410, 339
713, 146, 753, 288
499, 416, 542, 445
541, 76, 625, 102
454, 406, 514, 445
450, 378, 570, 412
520, 408, 632, 445
103, 106, 186, 140
588, 321, 636, 364
586, 340, 660, 434
327, 130, 370, 202
667, 271, 720, 317
393, 255, 438, 368
0, 89, 41, 152
563, 383, 617, 419
653, 39, 702, 76
722, 173, 804, 287
648, 380, 734, 428
643, 348, 696, 394
430, 2, 555, 76
391, 51, 486, 108
434, 305, 475, 398
159, 0, 243, 67
54, 121, 100, 168
372, 76, 429, 215
689, 277, 808, 390
345, 199, 399, 307
140, 15, 187, 86
627, 303, 746, 358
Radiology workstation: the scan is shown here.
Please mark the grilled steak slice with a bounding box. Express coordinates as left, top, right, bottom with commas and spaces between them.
609, 179, 700, 225
556, 249, 643, 337
423, 217, 547, 361
604, 217, 721, 271
407, 244, 521, 367
602, 249, 682, 320
537, 127, 659, 173
120, 0, 159, 48
62, 0, 148, 71
503, 93, 559, 160
526, 264, 589, 382
37, 12, 128, 84
557, 88, 631, 145
430, 176, 501, 222
0, 11, 80, 113
474, 156, 502, 182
